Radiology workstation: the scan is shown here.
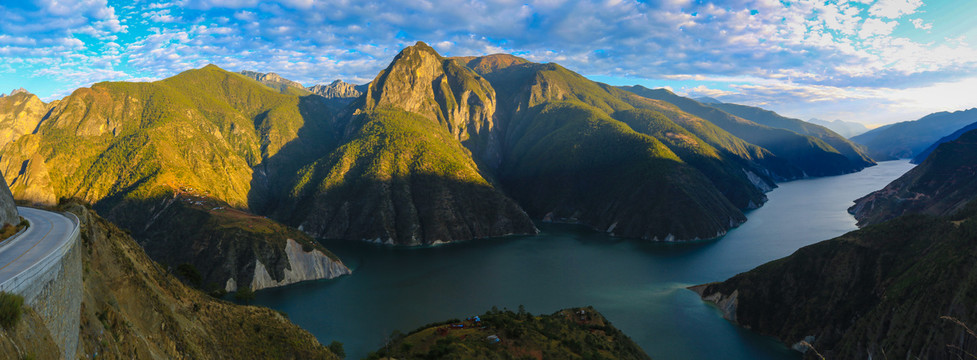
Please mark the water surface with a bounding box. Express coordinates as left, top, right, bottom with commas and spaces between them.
255, 160, 914, 359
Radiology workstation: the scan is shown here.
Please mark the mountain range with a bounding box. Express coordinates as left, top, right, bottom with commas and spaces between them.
851, 108, 977, 160
0, 42, 886, 293
693, 128, 977, 359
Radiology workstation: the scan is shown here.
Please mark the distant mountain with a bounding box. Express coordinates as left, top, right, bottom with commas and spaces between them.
369, 306, 650, 360
692, 131, 977, 359
620, 86, 865, 178
911, 121, 977, 164
695, 96, 723, 104
808, 118, 869, 138
705, 101, 875, 169
850, 128, 977, 226
850, 108, 977, 160
307, 80, 365, 103
239, 70, 311, 95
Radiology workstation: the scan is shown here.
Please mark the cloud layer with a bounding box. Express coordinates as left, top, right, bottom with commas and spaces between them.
1, 0, 975, 124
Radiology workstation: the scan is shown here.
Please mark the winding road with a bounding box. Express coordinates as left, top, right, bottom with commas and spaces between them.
0, 207, 76, 287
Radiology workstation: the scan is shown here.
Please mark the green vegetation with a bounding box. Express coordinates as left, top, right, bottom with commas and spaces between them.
367, 306, 651, 360
0, 292, 24, 330
328, 341, 346, 359
278, 108, 535, 245
234, 286, 255, 305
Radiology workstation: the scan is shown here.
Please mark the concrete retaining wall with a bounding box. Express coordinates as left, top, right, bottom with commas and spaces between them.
0, 212, 81, 359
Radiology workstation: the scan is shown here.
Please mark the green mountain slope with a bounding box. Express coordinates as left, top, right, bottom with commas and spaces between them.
367, 306, 651, 360
850, 128, 977, 226
706, 101, 875, 168
620, 86, 861, 177
850, 108, 977, 160
692, 132, 977, 359
0, 65, 349, 291
277, 108, 536, 245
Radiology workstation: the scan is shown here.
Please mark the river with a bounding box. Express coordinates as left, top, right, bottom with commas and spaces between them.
254, 160, 915, 359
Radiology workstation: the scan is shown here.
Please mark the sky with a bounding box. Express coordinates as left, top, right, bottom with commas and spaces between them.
1, 0, 976, 126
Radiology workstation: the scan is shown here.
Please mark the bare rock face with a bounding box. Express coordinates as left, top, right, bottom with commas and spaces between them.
0, 91, 48, 148
307, 80, 365, 101
0, 171, 19, 226
239, 70, 309, 94
359, 41, 502, 166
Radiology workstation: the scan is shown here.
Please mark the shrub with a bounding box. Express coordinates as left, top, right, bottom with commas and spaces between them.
0, 291, 25, 330
328, 340, 346, 359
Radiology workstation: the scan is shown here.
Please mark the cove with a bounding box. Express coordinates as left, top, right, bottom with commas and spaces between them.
254, 160, 915, 359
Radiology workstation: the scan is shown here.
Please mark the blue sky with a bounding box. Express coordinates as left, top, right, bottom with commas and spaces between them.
1, 0, 976, 126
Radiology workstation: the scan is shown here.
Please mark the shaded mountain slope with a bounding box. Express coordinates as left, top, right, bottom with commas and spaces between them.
368, 306, 651, 360
850, 129, 977, 226
692, 204, 977, 360
706, 101, 875, 169
851, 108, 977, 160
620, 86, 861, 177
911, 121, 977, 164
692, 132, 977, 359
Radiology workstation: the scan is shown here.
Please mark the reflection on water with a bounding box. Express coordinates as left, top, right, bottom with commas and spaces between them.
254, 160, 914, 360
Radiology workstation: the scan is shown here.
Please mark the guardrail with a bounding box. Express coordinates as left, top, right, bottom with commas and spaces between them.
0, 210, 80, 295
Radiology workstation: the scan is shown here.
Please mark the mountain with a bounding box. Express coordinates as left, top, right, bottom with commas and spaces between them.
911, 121, 977, 164
0, 90, 48, 148
695, 96, 722, 104
850, 108, 977, 160
850, 129, 977, 226
462, 53, 779, 239
705, 101, 875, 169
239, 70, 311, 96
0, 171, 17, 227
620, 86, 862, 178
691, 132, 977, 359
366, 306, 650, 360
808, 118, 869, 138
0, 65, 349, 291
307, 80, 366, 103
274, 43, 536, 245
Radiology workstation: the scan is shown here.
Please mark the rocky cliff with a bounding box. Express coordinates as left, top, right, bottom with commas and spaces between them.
0, 171, 18, 227
0, 91, 47, 148
308, 80, 365, 102
850, 129, 977, 226
239, 70, 311, 95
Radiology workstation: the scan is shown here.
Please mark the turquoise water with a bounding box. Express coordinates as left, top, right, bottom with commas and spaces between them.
254, 160, 915, 359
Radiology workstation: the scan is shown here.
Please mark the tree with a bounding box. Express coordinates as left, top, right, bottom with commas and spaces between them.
328, 341, 346, 359
234, 286, 255, 305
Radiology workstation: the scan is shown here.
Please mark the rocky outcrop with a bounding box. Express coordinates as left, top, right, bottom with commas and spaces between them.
0, 91, 48, 148
308, 80, 365, 102
0, 171, 18, 226
359, 41, 502, 165
110, 194, 350, 292
239, 70, 309, 94
850, 129, 977, 226
249, 238, 351, 290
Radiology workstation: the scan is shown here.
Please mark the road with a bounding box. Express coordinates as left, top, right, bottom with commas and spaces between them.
0, 207, 76, 286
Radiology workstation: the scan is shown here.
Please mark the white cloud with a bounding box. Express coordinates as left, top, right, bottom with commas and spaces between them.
910, 18, 932, 30
868, 0, 923, 19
